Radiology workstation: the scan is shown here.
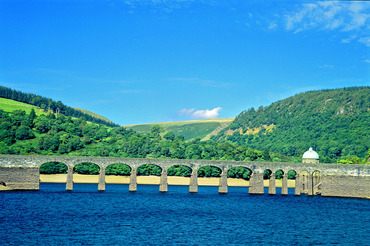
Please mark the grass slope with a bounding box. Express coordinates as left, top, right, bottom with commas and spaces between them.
0, 98, 44, 115
123, 118, 234, 141
73, 107, 113, 124
0, 98, 113, 124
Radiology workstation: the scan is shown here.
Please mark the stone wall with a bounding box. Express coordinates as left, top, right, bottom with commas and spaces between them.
0, 167, 39, 190
321, 175, 370, 199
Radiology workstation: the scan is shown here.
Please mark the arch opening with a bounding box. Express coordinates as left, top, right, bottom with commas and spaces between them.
227, 166, 252, 188
227, 166, 252, 180
39, 162, 68, 184
263, 169, 272, 180
105, 163, 132, 186
275, 169, 284, 180
137, 164, 162, 176
168, 165, 192, 177
40, 162, 68, 174
198, 166, 221, 178
287, 170, 297, 180
74, 162, 100, 175
106, 163, 131, 176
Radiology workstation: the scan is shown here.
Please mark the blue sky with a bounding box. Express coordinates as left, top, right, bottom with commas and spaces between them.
0, 0, 369, 125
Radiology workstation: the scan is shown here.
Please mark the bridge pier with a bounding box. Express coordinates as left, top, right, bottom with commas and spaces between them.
268, 174, 276, 195
249, 172, 264, 194
129, 168, 137, 192
218, 171, 228, 194
189, 169, 198, 193
98, 168, 106, 191
282, 174, 288, 195
66, 166, 73, 191
307, 173, 313, 196
295, 174, 300, 195
159, 169, 168, 192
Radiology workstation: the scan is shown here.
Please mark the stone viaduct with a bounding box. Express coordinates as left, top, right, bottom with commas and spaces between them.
0, 155, 369, 199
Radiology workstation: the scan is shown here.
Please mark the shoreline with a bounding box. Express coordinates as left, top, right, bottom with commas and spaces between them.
39, 174, 296, 187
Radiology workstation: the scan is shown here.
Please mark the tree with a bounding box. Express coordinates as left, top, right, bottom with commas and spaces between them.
163, 131, 175, 141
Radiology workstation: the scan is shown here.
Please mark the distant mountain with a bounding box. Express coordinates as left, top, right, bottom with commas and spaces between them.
213, 87, 370, 162
123, 118, 234, 141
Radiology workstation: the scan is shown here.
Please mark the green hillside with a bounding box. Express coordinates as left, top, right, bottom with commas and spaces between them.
73, 107, 113, 124
0, 98, 43, 115
0, 86, 117, 127
214, 86, 370, 163
124, 118, 234, 141
0, 97, 113, 125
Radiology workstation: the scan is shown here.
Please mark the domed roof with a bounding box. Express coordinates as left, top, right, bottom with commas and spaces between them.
302, 147, 319, 159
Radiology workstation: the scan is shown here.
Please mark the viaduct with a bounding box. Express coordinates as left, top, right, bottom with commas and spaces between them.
0, 155, 369, 199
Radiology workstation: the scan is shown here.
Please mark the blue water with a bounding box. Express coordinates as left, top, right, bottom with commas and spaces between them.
0, 183, 369, 245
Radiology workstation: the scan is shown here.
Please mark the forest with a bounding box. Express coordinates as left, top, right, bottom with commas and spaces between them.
213, 87, 370, 164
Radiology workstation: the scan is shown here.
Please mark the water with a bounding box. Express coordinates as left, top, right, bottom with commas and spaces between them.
0, 183, 369, 245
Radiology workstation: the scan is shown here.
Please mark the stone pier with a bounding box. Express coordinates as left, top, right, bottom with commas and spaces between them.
189, 169, 198, 193
307, 173, 313, 195
218, 171, 228, 194
249, 172, 264, 194
268, 174, 276, 195
66, 166, 73, 191
281, 174, 288, 195
98, 168, 106, 191
159, 169, 168, 192
129, 168, 137, 192
295, 174, 300, 195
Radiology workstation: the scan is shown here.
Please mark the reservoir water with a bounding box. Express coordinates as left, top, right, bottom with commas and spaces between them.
0, 183, 369, 245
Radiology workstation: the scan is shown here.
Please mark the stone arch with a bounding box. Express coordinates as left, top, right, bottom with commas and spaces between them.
168, 165, 192, 177
198, 165, 222, 177
40, 162, 68, 175
275, 169, 284, 180
39, 162, 69, 184
300, 170, 309, 194
73, 162, 101, 175
312, 170, 322, 195
287, 170, 297, 180
227, 166, 252, 180
263, 169, 272, 180
106, 163, 132, 176
137, 164, 162, 176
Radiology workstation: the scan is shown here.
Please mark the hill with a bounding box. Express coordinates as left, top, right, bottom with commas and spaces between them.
72, 107, 113, 124
0, 86, 118, 127
0, 97, 113, 125
213, 86, 370, 162
123, 118, 234, 141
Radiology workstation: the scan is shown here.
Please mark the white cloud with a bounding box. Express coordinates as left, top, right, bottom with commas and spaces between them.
364, 59, 370, 63
358, 37, 370, 47
283, 2, 369, 31
280, 1, 370, 46
178, 107, 222, 119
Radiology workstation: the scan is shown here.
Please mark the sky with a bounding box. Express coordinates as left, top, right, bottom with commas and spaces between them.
0, 0, 369, 125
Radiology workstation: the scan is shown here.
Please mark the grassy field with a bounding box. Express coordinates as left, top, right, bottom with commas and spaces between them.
72, 107, 113, 124
0, 98, 113, 124
0, 98, 45, 115
123, 118, 234, 140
